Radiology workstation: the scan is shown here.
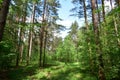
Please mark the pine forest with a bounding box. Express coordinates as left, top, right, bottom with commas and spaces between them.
0, 0, 120, 80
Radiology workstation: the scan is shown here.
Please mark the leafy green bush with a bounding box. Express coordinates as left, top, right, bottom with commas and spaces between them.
0, 41, 16, 69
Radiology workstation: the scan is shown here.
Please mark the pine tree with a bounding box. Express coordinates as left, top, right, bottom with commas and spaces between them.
91, 0, 106, 80
0, 0, 11, 42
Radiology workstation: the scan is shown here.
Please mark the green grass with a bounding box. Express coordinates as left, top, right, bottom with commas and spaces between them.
7, 62, 97, 80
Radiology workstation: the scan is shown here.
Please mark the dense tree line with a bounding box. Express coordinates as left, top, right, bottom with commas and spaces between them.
0, 0, 62, 68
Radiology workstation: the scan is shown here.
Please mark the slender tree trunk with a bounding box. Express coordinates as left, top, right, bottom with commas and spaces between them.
113, 17, 120, 46
101, 0, 107, 48
16, 26, 24, 67
19, 27, 24, 63
16, 16, 20, 67
27, 3, 35, 65
96, 0, 101, 24
39, 0, 47, 67
39, 28, 43, 67
20, 2, 27, 63
102, 0, 106, 22
16, 45, 20, 67
83, 0, 93, 73
76, 44, 79, 62
43, 1, 49, 67
0, 0, 11, 42
83, 0, 88, 29
20, 42, 24, 63
43, 31, 47, 67
91, 0, 106, 80
27, 30, 33, 65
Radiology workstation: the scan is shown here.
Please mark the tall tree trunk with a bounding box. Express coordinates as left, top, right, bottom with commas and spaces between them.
16, 44, 20, 67
0, 0, 11, 42
27, 3, 35, 65
43, 1, 49, 67
111, 2, 120, 46
27, 30, 33, 65
91, 0, 106, 80
16, 26, 24, 67
20, 2, 27, 63
101, 0, 107, 47
82, 0, 93, 73
43, 31, 47, 67
96, 0, 101, 24
102, 0, 106, 22
39, 28, 43, 67
83, 0, 88, 29
20, 41, 24, 63
19, 27, 24, 63
114, 17, 120, 45
16, 16, 20, 67
39, 0, 47, 67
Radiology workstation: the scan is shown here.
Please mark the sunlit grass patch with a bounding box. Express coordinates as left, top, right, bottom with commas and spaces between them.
74, 73, 82, 78
8, 62, 97, 80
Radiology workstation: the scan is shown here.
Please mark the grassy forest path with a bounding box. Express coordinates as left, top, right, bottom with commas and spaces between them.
5, 62, 97, 80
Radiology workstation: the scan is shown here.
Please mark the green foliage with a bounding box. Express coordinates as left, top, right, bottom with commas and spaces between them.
0, 41, 16, 69
95, 7, 120, 79
0, 0, 3, 8
54, 21, 80, 63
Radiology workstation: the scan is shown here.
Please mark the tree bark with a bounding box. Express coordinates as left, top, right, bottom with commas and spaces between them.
43, 1, 49, 67
15, 16, 20, 67
16, 31, 20, 67
43, 30, 47, 67
19, 2, 27, 63
27, 3, 35, 65
114, 17, 120, 46
39, 28, 43, 67
102, 0, 106, 22
27, 30, 33, 65
0, 0, 11, 42
91, 0, 106, 80
39, 0, 47, 67
83, 0, 88, 29
19, 27, 24, 63
96, 0, 101, 24
82, 0, 93, 73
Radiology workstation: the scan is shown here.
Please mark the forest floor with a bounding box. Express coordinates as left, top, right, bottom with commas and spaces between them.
2, 62, 97, 80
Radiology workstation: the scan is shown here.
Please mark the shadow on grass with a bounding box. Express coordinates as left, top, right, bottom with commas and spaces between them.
40, 64, 97, 80
7, 62, 97, 80
8, 64, 38, 80
7, 62, 61, 80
